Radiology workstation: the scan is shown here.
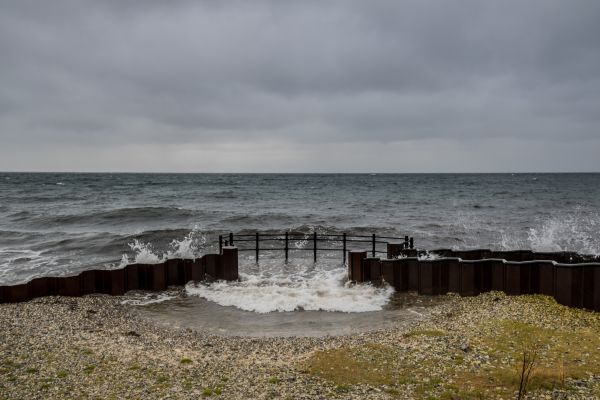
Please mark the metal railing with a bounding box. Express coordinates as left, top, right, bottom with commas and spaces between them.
218, 232, 414, 263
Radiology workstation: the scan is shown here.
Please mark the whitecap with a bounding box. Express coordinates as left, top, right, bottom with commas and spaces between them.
186, 266, 394, 313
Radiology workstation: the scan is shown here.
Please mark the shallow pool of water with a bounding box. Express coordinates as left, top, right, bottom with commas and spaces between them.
130, 292, 448, 337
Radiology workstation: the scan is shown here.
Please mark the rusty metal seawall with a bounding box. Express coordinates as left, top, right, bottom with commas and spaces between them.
350, 246, 600, 311
0, 247, 238, 304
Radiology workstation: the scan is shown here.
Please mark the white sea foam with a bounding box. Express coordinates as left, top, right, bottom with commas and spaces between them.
418, 251, 440, 260
186, 266, 394, 313
121, 227, 208, 265
527, 211, 600, 255
499, 208, 600, 256
120, 291, 178, 306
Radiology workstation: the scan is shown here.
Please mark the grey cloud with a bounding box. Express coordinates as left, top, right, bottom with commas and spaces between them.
0, 0, 599, 171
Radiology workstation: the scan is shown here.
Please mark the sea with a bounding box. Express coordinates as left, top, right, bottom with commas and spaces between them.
1, 173, 599, 318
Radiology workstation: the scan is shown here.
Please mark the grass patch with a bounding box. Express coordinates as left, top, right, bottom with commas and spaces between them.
268, 376, 279, 384
57, 370, 68, 378
180, 358, 192, 365
456, 318, 600, 396
303, 296, 600, 399
25, 367, 38, 374
83, 365, 96, 374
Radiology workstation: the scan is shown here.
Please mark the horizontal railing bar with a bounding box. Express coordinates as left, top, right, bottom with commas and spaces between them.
236, 248, 389, 252
230, 237, 403, 243
230, 233, 408, 239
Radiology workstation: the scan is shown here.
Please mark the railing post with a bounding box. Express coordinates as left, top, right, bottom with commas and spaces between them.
285, 232, 289, 261
372, 234, 376, 257
343, 233, 347, 264
405, 235, 409, 249
313, 232, 317, 262
229, 232, 234, 246
255, 232, 259, 262
410, 237, 414, 249
219, 235, 223, 254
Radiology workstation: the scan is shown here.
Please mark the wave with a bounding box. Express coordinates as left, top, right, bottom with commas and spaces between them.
33, 207, 199, 226
120, 227, 208, 265
186, 265, 394, 313
499, 208, 600, 256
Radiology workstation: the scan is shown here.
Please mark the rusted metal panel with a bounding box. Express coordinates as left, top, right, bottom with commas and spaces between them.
489, 259, 505, 291
108, 269, 126, 295
594, 265, 600, 312
348, 251, 367, 282
151, 263, 166, 291
363, 257, 381, 283
80, 270, 97, 294
4, 284, 30, 303
395, 259, 410, 291
479, 259, 496, 293
406, 258, 419, 291
204, 254, 219, 279
380, 259, 395, 287
165, 259, 183, 286
134, 264, 152, 290
434, 259, 449, 294
125, 264, 139, 291
222, 247, 239, 281
537, 261, 555, 296
447, 258, 461, 293
555, 265, 583, 307
505, 262, 523, 295
191, 258, 205, 281
419, 261, 434, 295
583, 265, 595, 310
459, 261, 476, 296
28, 277, 52, 298
56, 275, 82, 297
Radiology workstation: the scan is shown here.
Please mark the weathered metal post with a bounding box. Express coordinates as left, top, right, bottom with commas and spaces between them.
219, 235, 223, 254
255, 232, 259, 262
285, 232, 289, 261
405, 235, 409, 249
410, 237, 414, 249
372, 234, 376, 257
343, 233, 347, 264
313, 232, 317, 262
222, 246, 239, 281
229, 232, 234, 246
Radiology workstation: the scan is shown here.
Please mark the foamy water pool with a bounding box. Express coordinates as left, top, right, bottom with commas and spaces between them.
122, 256, 447, 336
130, 291, 447, 337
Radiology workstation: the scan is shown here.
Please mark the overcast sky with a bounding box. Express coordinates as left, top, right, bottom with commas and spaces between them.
1, 1, 599, 172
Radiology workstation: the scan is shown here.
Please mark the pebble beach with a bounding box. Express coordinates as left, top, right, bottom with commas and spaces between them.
1, 291, 600, 399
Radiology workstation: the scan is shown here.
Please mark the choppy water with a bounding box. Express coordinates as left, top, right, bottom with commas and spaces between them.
1, 173, 599, 313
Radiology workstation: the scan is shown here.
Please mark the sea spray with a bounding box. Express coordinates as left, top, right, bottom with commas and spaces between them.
120, 228, 208, 265
186, 266, 395, 313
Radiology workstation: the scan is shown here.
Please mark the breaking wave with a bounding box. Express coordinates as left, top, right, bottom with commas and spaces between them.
185, 265, 394, 313
120, 228, 208, 265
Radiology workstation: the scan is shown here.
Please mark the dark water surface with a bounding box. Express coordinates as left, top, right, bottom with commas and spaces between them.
1, 173, 599, 315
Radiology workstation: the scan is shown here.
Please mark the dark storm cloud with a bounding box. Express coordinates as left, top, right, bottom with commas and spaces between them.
0, 0, 599, 171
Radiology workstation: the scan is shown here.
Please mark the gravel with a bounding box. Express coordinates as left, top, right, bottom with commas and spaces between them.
1, 291, 599, 399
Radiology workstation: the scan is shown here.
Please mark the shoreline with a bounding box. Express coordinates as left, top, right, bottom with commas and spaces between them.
1, 292, 599, 399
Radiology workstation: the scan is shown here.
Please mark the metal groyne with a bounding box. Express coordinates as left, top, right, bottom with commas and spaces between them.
350, 246, 600, 312
1, 241, 599, 312
0, 247, 239, 304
